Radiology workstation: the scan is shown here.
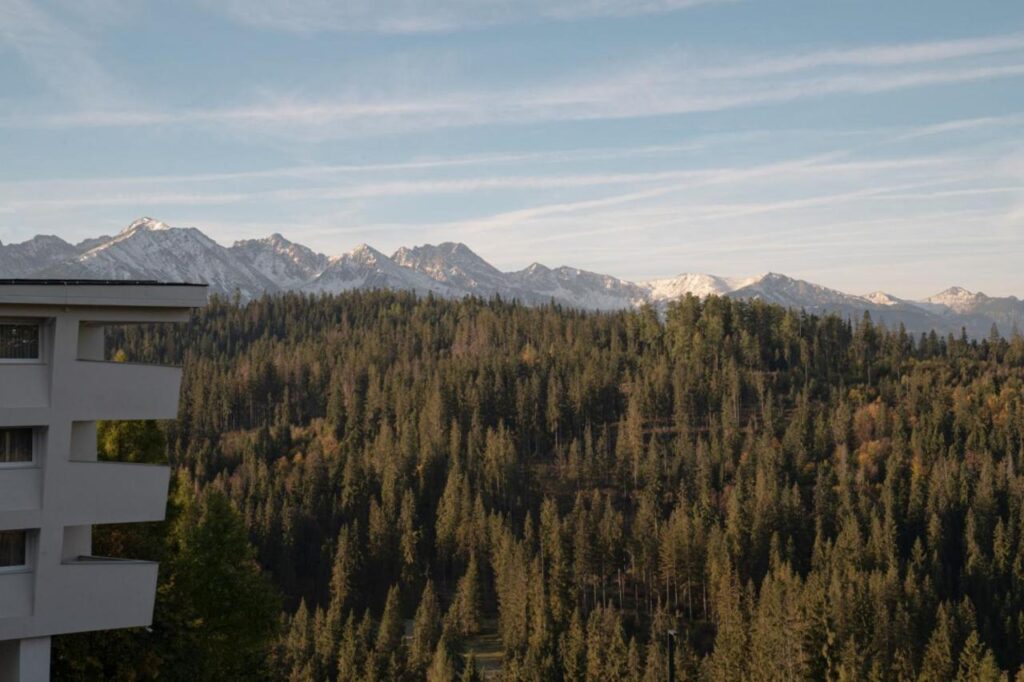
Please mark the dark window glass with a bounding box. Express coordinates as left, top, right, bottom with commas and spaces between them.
0, 323, 39, 360
0, 428, 32, 464
0, 531, 26, 567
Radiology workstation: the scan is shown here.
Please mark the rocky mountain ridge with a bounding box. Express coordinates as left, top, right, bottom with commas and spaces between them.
2, 217, 1021, 336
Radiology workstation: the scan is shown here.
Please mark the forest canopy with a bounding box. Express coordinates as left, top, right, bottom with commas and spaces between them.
61, 291, 1024, 680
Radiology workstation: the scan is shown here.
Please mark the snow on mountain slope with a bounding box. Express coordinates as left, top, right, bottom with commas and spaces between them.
507, 263, 648, 311
392, 242, 509, 296
645, 273, 756, 302
393, 243, 647, 310
863, 291, 903, 307
304, 244, 456, 297
0, 235, 82, 277
36, 217, 278, 299
230, 234, 329, 290
923, 288, 1024, 334
728, 273, 870, 310
4, 216, 1021, 336
727, 274, 961, 335
924, 286, 983, 314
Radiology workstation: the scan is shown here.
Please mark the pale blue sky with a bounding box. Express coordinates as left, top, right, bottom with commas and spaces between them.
1, 0, 1023, 298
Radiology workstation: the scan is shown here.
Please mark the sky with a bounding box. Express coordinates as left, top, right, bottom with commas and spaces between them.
1, 0, 1023, 299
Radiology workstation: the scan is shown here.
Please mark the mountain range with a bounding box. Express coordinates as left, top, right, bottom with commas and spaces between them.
2, 217, 1021, 337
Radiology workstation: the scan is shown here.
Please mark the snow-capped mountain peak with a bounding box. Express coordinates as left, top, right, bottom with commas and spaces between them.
863, 291, 902, 306
644, 273, 755, 300
122, 217, 171, 234
3, 216, 1021, 338
230, 233, 328, 290
728, 272, 870, 310
392, 242, 505, 295
926, 286, 982, 313
33, 217, 276, 298
345, 243, 387, 264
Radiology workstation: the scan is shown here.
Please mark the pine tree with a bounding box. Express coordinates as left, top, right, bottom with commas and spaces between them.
708, 565, 749, 682
561, 607, 587, 682
955, 631, 1002, 682
426, 636, 457, 682
447, 554, 483, 637
411, 580, 444, 674
328, 524, 358, 616
374, 585, 406, 677
280, 599, 313, 679
919, 604, 956, 682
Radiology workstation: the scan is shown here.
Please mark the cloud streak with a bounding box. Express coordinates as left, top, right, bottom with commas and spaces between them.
204, 0, 731, 34
0, 0, 121, 106
5, 31, 1024, 138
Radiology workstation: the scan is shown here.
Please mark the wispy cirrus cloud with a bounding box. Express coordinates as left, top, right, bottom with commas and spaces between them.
702, 32, 1024, 78
203, 0, 730, 34
0, 141, 710, 190
4, 31, 1024, 137
0, 0, 122, 105
6, 152, 952, 212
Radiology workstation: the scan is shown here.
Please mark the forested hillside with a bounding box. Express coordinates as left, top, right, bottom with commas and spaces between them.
61, 292, 1024, 680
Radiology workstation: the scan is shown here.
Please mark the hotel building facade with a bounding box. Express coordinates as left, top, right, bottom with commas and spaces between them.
0, 280, 206, 681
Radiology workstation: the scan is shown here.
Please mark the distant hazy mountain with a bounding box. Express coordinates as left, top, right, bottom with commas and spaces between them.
1, 217, 1020, 337
0, 234, 82, 277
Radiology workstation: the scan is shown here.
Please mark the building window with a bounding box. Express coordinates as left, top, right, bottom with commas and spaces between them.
0, 428, 33, 464
0, 531, 27, 569
0, 322, 40, 361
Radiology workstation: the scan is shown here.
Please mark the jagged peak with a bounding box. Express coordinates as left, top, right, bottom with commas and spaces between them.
344, 243, 388, 263
263, 232, 290, 245
234, 233, 293, 249
931, 285, 976, 299
523, 262, 550, 274
440, 241, 476, 255
864, 291, 901, 306
926, 286, 982, 304
940, 285, 971, 295
122, 217, 170, 234
393, 241, 483, 261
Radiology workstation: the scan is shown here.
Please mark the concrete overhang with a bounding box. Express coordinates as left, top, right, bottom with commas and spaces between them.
0, 280, 208, 309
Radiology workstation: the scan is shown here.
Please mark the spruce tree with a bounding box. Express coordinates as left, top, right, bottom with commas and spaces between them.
412, 580, 444, 674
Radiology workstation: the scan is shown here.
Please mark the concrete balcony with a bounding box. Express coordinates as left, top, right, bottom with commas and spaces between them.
0, 468, 41, 515
66, 360, 183, 421
0, 365, 48, 409
54, 462, 170, 526
0, 571, 33, 620
41, 558, 159, 635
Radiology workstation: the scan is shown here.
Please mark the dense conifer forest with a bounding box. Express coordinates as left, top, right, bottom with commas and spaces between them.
54, 291, 1024, 680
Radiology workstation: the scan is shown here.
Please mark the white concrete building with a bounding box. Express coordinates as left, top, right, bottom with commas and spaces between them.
0, 280, 207, 681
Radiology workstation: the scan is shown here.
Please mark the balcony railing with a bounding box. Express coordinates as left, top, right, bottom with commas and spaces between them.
36, 558, 159, 635
55, 462, 170, 526
66, 360, 183, 421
